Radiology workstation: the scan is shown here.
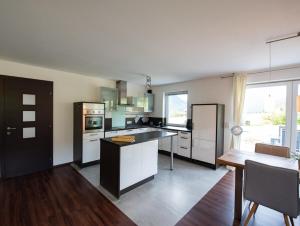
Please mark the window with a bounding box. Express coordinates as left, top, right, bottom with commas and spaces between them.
240, 83, 289, 152
239, 80, 300, 154
165, 91, 188, 126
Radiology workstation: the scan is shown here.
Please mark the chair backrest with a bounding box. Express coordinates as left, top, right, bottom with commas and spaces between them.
255, 143, 290, 158
244, 160, 299, 217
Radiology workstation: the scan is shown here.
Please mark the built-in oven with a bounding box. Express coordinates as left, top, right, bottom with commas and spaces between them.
82, 103, 105, 133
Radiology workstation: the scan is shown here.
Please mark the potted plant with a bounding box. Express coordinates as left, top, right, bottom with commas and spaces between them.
291, 151, 300, 169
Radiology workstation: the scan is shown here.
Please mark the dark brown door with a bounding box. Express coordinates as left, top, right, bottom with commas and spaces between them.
0, 75, 53, 178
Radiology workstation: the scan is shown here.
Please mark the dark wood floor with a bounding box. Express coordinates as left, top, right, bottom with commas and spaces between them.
176, 171, 300, 226
1, 166, 299, 226
0, 165, 136, 226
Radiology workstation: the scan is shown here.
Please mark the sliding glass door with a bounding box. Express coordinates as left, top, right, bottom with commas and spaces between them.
240, 82, 292, 152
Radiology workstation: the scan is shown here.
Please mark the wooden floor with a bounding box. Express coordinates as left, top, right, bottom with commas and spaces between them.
0, 165, 136, 226
1, 166, 299, 226
176, 171, 300, 226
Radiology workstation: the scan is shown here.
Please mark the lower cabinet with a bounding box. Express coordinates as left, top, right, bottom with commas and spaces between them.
158, 130, 191, 158
82, 139, 100, 163
176, 131, 191, 158
191, 138, 216, 164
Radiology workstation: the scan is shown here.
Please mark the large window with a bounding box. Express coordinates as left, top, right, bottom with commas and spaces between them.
240, 83, 289, 151
239, 81, 300, 153
165, 91, 188, 126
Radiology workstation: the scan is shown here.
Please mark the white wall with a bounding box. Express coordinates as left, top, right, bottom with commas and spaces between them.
127, 82, 145, 97
0, 59, 143, 165
150, 77, 233, 152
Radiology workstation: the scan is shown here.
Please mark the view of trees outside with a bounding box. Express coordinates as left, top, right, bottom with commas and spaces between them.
166, 93, 188, 125
240, 85, 287, 152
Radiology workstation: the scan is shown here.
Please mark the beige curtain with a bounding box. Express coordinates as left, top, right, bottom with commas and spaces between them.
230, 73, 247, 149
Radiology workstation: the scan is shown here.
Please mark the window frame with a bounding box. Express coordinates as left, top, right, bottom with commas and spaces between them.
165, 91, 188, 127
241, 81, 292, 151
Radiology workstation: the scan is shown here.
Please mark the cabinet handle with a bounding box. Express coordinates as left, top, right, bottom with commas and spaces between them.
90, 139, 98, 142
180, 146, 188, 149
180, 137, 188, 139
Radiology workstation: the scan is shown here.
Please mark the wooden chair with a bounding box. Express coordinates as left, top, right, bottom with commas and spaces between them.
255, 143, 290, 158
244, 160, 299, 226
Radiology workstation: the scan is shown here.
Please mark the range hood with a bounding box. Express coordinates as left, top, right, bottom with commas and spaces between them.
116, 80, 134, 106
115, 80, 153, 113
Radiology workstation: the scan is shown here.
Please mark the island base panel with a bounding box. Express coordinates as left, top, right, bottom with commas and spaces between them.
120, 175, 154, 195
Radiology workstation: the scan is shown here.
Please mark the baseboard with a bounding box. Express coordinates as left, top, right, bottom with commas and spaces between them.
52, 161, 73, 168
71, 160, 100, 169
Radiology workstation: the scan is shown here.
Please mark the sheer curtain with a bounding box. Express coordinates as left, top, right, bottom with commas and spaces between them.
231, 73, 247, 149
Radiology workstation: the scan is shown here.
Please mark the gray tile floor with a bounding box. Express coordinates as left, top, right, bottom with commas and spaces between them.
77, 154, 228, 226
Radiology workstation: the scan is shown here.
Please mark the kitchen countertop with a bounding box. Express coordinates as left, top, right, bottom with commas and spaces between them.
104, 125, 148, 132
101, 131, 177, 147
159, 126, 191, 132
105, 125, 191, 132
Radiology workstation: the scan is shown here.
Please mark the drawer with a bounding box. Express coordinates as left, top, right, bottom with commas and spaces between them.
178, 137, 191, 147
178, 131, 191, 139
177, 146, 191, 158
177, 145, 190, 151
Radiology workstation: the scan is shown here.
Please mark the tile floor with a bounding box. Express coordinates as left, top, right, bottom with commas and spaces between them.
77, 154, 228, 226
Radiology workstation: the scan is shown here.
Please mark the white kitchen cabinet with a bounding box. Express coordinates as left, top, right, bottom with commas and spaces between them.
82, 132, 104, 164
82, 138, 100, 163
177, 131, 191, 158
120, 140, 158, 190
191, 104, 224, 168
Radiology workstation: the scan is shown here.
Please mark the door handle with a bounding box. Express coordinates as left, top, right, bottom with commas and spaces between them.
7, 127, 16, 130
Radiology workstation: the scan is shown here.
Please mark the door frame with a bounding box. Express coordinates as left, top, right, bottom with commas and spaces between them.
0, 77, 4, 178
0, 75, 53, 178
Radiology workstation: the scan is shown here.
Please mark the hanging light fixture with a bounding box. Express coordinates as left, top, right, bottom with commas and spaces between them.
145, 75, 152, 93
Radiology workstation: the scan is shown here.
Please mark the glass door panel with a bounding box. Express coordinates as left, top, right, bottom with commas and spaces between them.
241, 83, 288, 152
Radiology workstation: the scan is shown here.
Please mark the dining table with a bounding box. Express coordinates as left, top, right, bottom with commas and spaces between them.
217, 150, 298, 223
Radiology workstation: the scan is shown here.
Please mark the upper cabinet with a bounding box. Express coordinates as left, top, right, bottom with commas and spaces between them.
100, 86, 154, 113
100, 87, 118, 111
144, 93, 154, 113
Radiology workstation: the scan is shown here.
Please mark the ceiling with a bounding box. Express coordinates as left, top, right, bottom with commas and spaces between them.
0, 0, 300, 85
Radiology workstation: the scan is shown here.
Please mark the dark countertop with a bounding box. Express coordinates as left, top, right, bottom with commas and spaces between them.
160, 126, 191, 132
104, 125, 148, 132
101, 131, 177, 147
105, 125, 191, 132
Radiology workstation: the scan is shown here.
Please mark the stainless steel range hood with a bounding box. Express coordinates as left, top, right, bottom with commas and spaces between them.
116, 80, 134, 106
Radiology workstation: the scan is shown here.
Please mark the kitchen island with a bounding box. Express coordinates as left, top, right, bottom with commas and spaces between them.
100, 131, 177, 198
